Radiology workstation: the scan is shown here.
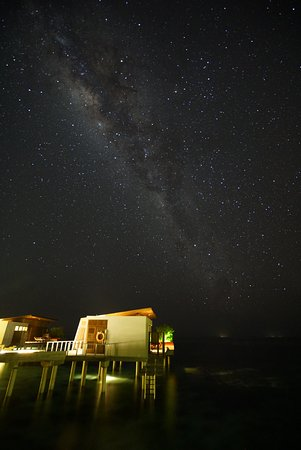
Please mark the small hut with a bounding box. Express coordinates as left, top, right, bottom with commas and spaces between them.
0, 315, 55, 348
74, 307, 156, 359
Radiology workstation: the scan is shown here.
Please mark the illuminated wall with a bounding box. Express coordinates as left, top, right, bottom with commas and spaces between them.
0, 320, 28, 347
104, 315, 152, 359
0, 321, 8, 347
74, 315, 152, 359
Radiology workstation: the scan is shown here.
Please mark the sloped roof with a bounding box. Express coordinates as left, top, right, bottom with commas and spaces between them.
0, 314, 56, 323
102, 307, 156, 319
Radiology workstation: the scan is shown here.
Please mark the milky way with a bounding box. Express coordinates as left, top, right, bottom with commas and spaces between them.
46, 6, 231, 289
1, 1, 300, 336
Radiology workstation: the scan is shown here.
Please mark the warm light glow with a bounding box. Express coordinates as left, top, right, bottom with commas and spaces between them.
0, 362, 6, 376
106, 374, 131, 383
14, 325, 28, 331
0, 349, 40, 354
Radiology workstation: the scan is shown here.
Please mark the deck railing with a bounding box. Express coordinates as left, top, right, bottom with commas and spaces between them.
45, 340, 150, 356
46, 340, 84, 353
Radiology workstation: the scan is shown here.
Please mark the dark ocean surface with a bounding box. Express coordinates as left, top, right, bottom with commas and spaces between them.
1, 338, 301, 450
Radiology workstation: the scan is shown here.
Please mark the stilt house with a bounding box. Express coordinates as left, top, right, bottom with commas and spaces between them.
0, 315, 55, 348
73, 307, 156, 359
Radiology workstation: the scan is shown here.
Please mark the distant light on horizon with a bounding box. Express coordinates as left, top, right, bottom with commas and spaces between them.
218, 333, 229, 338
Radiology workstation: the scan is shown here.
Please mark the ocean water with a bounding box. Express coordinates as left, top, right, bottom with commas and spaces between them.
1, 338, 301, 450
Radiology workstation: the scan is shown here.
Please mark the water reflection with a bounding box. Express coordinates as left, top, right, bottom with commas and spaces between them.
1, 341, 301, 449
164, 373, 177, 432
6, 359, 300, 449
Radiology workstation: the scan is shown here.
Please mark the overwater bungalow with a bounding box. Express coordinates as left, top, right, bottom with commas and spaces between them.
0, 315, 55, 348
0, 307, 173, 402
73, 307, 157, 359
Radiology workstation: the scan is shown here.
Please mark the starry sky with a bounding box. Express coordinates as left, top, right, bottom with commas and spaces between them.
1, 0, 300, 338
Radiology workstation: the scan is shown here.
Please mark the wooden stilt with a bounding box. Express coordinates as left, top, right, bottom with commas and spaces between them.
141, 373, 145, 391
68, 361, 77, 384
38, 364, 49, 397
167, 355, 171, 371
101, 365, 107, 392
80, 360, 88, 388
4, 363, 18, 400
112, 360, 116, 372
48, 365, 58, 393
135, 361, 139, 378
97, 362, 103, 383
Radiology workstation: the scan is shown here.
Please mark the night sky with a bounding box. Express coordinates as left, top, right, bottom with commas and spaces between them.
1, 0, 300, 338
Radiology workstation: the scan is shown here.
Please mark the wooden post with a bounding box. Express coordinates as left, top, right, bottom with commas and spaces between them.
141, 373, 145, 391
68, 361, 77, 384
38, 363, 49, 397
135, 361, 140, 378
48, 365, 58, 393
80, 360, 88, 388
112, 360, 116, 373
97, 362, 103, 383
141, 362, 145, 398
167, 355, 171, 371
119, 361, 123, 371
4, 363, 18, 400
101, 365, 107, 392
